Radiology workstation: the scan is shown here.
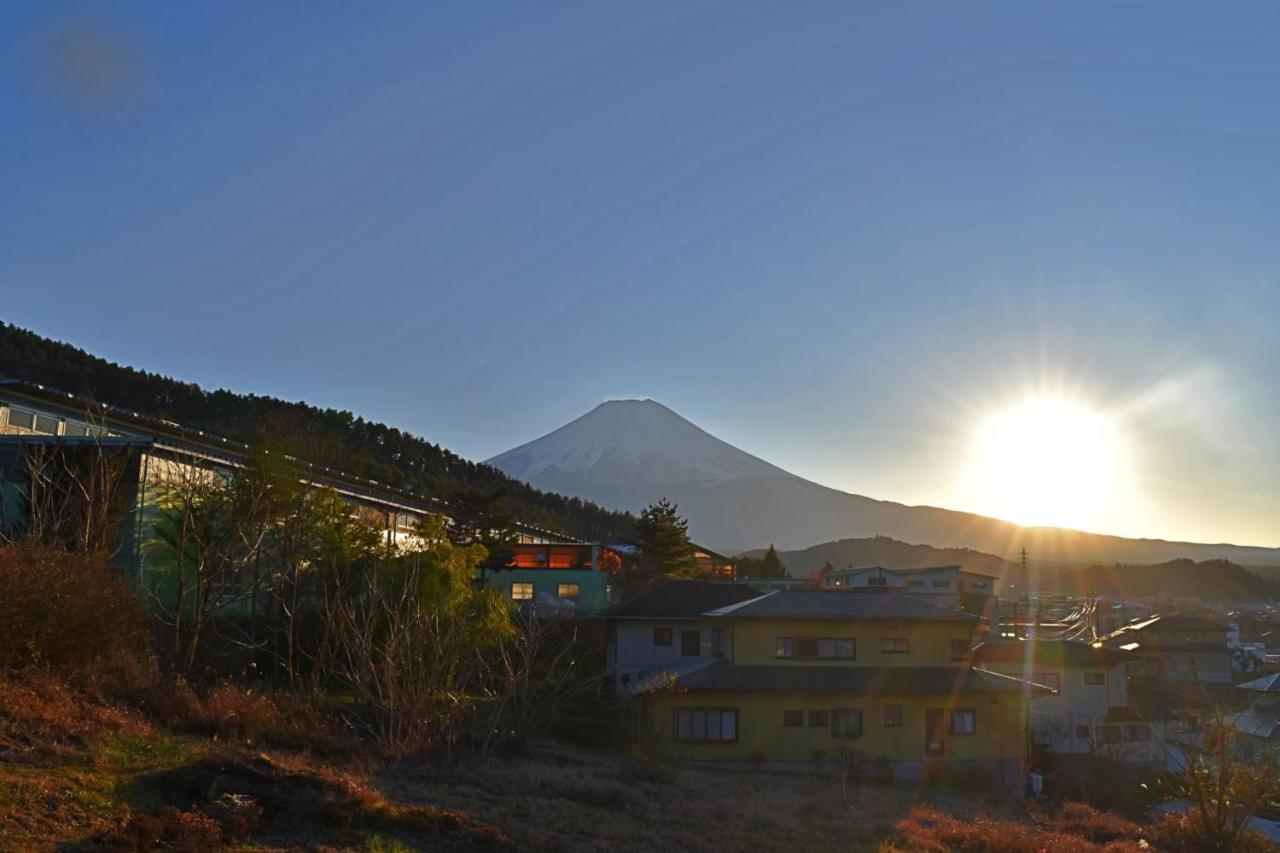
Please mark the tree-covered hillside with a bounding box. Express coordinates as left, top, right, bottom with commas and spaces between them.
0, 322, 635, 540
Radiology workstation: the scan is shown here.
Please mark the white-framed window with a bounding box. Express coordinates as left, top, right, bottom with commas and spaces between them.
555, 583, 579, 600
510, 582, 534, 601
675, 708, 737, 742
653, 627, 673, 647
831, 708, 863, 738
948, 709, 976, 734
776, 637, 795, 659
881, 637, 910, 655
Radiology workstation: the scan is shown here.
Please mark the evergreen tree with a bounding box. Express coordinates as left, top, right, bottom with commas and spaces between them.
759, 544, 788, 578
632, 498, 698, 591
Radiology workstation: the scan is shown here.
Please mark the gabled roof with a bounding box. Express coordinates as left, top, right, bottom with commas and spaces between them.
1238, 674, 1280, 694
1115, 614, 1226, 635
972, 640, 1134, 669
704, 589, 977, 622
597, 580, 760, 620
828, 564, 958, 576
671, 660, 1038, 694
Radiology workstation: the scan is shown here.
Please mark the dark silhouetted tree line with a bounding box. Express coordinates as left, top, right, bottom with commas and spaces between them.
0, 322, 635, 541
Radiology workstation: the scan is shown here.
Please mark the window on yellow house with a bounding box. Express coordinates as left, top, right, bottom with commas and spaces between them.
884, 704, 904, 728
777, 637, 855, 660
675, 708, 738, 742
510, 582, 534, 600
831, 708, 862, 738
1031, 672, 1060, 691
808, 710, 829, 727
881, 638, 910, 654
782, 710, 804, 727
948, 709, 975, 734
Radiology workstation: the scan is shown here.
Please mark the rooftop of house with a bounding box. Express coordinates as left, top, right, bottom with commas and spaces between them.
704, 589, 977, 622
972, 639, 1135, 669
671, 660, 1039, 694
1105, 614, 1228, 643
1238, 673, 1280, 694
597, 579, 760, 620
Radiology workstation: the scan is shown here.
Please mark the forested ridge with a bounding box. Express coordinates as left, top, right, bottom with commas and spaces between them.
0, 322, 634, 540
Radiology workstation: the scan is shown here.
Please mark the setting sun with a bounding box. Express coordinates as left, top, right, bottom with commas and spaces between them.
963, 394, 1130, 530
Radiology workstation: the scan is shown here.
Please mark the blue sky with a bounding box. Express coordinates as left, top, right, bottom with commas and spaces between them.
3, 2, 1278, 545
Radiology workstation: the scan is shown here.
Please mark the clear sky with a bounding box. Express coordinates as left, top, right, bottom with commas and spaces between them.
3, 2, 1278, 546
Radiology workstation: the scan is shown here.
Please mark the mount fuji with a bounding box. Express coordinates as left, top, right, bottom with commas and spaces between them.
487, 399, 1280, 567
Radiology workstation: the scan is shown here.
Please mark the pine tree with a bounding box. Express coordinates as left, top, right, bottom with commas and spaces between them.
632, 498, 698, 591
759, 544, 788, 578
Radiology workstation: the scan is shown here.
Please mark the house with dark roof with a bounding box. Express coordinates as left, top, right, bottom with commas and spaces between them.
638, 589, 1040, 783
970, 640, 1179, 764
599, 579, 759, 692
1103, 614, 1233, 685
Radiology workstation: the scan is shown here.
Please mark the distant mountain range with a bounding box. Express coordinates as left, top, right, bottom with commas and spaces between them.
747, 536, 1021, 579
488, 399, 1280, 567
747, 536, 1280, 602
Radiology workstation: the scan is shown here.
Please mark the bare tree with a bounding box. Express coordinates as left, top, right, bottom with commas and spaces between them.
323, 519, 509, 756
7, 438, 133, 557
148, 456, 274, 672
479, 608, 605, 757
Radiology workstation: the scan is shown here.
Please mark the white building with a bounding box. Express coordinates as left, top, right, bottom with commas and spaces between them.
601, 579, 759, 693
973, 639, 1178, 767
824, 564, 996, 602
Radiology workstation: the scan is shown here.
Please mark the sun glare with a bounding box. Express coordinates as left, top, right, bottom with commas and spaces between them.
963, 394, 1129, 530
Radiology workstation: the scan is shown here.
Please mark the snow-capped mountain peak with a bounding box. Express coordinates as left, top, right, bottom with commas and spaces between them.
486, 399, 790, 486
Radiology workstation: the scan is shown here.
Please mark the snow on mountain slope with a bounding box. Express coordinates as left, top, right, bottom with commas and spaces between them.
487, 399, 790, 486
486, 400, 1280, 566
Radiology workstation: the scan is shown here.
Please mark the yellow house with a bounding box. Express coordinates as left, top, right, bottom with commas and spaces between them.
643, 590, 1036, 785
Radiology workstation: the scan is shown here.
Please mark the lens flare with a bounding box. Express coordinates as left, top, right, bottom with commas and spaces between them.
963, 394, 1129, 530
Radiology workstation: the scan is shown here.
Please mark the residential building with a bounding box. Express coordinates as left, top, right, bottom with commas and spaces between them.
971, 639, 1177, 765
642, 589, 1037, 783
600, 579, 759, 692
1104, 615, 1233, 685
483, 541, 619, 614
1232, 673, 1280, 760
0, 380, 584, 598
824, 564, 996, 607
692, 545, 736, 579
